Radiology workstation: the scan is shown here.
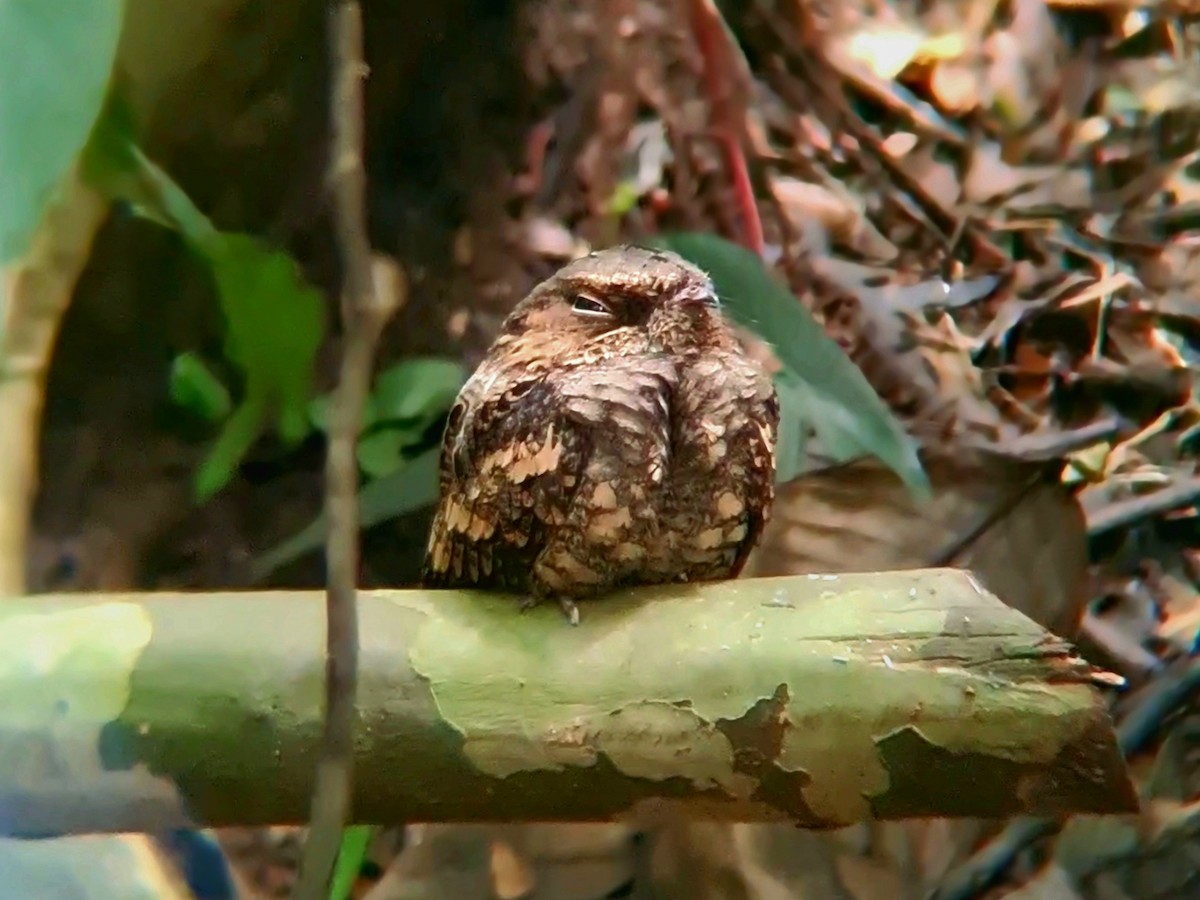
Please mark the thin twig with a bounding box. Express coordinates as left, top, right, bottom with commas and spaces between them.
1085, 475, 1200, 537
1114, 653, 1200, 755
292, 4, 398, 898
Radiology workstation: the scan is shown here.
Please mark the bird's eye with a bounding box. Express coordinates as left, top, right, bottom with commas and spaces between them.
570, 292, 613, 318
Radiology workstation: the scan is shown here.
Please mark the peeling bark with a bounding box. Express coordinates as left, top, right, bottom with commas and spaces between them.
0, 569, 1137, 836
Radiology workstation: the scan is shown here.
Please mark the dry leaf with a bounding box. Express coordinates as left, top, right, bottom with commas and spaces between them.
770, 175, 898, 259
509, 824, 638, 900
929, 61, 980, 115
1003, 865, 1086, 900
491, 839, 538, 900
365, 825, 494, 900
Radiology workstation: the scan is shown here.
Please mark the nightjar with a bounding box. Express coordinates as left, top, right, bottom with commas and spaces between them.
420, 245, 779, 623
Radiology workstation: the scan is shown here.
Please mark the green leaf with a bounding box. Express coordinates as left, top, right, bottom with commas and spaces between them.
328, 826, 374, 900
128, 145, 218, 242
310, 390, 378, 436
0, 0, 125, 262
169, 352, 232, 423
350, 357, 463, 479
308, 393, 333, 433
84, 107, 326, 500
248, 444, 441, 582
308, 358, 463, 451
772, 377, 820, 482
355, 444, 441, 528
182, 236, 323, 500
193, 395, 267, 503
654, 232, 930, 498
198, 232, 325, 449
83, 99, 216, 239
369, 357, 466, 426
356, 428, 410, 479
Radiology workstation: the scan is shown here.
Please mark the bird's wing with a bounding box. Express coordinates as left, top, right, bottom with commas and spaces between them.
728, 383, 780, 579
420, 373, 591, 591
421, 352, 679, 593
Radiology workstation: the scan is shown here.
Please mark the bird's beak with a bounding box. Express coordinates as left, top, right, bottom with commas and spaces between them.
672, 284, 720, 309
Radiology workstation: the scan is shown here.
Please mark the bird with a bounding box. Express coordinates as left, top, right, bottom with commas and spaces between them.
420, 244, 779, 624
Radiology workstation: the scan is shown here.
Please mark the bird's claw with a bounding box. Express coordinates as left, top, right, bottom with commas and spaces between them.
517, 595, 579, 625
559, 597, 580, 626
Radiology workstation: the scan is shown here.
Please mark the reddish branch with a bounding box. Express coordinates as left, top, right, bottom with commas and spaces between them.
685, 0, 765, 256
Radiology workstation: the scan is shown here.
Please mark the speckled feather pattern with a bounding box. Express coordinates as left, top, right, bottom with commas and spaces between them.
420, 246, 779, 618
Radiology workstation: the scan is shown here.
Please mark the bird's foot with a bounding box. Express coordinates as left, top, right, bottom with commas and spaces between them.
558, 597, 580, 626
519, 594, 580, 625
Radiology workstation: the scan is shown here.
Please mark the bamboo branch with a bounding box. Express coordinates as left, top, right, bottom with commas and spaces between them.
0, 570, 1137, 837
0, 168, 204, 898
930, 654, 1200, 900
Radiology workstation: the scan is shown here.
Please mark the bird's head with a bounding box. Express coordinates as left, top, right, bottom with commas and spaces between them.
498, 246, 728, 364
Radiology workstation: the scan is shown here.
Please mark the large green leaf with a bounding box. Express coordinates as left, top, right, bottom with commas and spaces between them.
654, 232, 930, 498
0, 0, 125, 261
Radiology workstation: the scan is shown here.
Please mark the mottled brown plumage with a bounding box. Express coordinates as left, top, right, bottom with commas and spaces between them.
420, 245, 779, 623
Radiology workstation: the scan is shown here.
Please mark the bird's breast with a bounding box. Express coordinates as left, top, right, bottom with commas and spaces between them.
647, 355, 777, 579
